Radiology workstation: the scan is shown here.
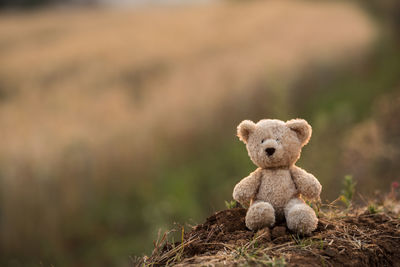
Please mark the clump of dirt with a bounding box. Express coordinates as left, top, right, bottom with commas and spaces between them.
143, 207, 400, 266
181, 208, 293, 257
182, 208, 252, 255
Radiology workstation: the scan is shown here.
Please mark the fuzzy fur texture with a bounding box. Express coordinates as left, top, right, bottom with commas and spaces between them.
245, 201, 275, 230
233, 118, 321, 234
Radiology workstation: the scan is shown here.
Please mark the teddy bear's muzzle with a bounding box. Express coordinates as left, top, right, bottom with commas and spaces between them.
265, 147, 276, 157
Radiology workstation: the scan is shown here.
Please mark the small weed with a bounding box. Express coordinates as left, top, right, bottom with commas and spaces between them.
306, 200, 321, 217
367, 203, 380, 214
234, 246, 251, 259
291, 234, 313, 248
253, 240, 259, 248
340, 175, 356, 208
225, 200, 238, 209
318, 238, 325, 250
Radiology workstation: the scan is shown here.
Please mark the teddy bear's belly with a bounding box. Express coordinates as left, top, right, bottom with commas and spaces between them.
255, 169, 298, 217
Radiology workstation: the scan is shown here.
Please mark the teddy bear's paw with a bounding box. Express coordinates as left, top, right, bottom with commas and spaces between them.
286, 204, 318, 235
245, 201, 275, 231
303, 182, 322, 200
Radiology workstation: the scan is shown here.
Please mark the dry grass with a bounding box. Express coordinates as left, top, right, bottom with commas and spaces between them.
140, 201, 400, 267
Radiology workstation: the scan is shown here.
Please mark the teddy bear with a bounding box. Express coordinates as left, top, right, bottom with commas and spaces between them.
233, 118, 321, 234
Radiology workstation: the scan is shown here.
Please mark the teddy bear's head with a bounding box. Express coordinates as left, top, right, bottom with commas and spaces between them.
237, 119, 312, 168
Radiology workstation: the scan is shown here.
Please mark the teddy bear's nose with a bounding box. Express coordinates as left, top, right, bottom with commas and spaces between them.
265, 147, 276, 156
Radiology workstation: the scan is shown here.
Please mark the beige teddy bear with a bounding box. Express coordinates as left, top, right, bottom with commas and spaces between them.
233, 118, 321, 234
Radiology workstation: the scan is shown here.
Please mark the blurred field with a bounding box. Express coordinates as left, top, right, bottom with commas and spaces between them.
0, 1, 373, 165
1, 0, 400, 266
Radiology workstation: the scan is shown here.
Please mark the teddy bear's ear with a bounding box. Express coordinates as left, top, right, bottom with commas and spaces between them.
286, 119, 312, 146
237, 120, 256, 144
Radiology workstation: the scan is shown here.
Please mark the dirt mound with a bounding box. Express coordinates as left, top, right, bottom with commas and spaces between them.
144, 207, 400, 266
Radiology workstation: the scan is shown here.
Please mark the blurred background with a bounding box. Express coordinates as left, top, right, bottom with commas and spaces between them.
1, 0, 400, 265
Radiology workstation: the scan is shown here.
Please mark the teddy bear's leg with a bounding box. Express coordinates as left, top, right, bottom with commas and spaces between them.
245, 201, 275, 231
284, 198, 318, 235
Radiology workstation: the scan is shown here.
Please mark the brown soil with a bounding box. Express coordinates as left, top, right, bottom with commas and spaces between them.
143, 207, 400, 266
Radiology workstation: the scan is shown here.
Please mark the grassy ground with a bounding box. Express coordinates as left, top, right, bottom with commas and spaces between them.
140, 196, 400, 266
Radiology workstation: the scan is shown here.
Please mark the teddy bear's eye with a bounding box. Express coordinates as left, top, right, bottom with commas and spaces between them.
261, 139, 265, 144
276, 138, 280, 142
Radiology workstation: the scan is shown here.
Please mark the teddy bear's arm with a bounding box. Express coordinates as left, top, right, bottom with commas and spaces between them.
290, 165, 321, 200
232, 169, 261, 207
